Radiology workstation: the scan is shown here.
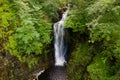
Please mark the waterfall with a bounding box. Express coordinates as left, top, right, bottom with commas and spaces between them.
37, 4, 72, 80
54, 7, 69, 66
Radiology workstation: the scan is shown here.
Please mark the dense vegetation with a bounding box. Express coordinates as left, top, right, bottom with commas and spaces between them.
0, 0, 120, 80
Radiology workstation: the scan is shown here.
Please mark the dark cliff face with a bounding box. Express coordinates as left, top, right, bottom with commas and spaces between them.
38, 66, 66, 80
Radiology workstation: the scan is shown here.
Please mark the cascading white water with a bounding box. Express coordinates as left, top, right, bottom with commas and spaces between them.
54, 7, 69, 66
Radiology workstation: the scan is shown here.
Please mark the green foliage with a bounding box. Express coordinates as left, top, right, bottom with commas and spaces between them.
87, 55, 112, 80
41, 0, 59, 19
88, 23, 120, 43
0, 0, 15, 53
0, 0, 53, 67
15, 0, 52, 50
66, 0, 120, 80
86, 0, 116, 15
8, 0, 52, 66
67, 42, 92, 80
65, 0, 87, 33
65, 11, 87, 33
72, 42, 91, 66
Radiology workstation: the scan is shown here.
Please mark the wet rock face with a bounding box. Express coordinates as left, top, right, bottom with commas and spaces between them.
38, 66, 66, 80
